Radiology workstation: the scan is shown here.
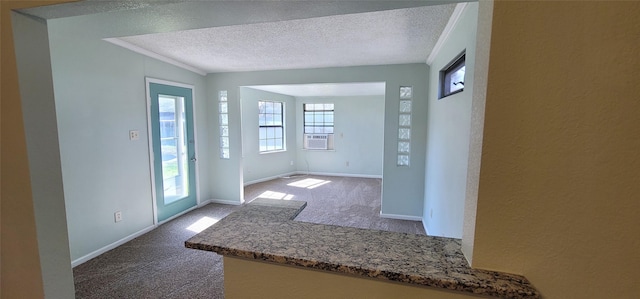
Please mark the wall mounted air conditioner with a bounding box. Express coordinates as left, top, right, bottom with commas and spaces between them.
304, 134, 329, 150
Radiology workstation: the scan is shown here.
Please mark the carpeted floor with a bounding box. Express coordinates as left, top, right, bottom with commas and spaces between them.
73, 175, 425, 298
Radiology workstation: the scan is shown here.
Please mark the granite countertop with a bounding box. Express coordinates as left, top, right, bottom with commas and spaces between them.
185, 198, 540, 299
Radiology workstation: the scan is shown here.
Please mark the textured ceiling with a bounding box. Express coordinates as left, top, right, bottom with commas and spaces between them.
18, 0, 179, 19
246, 82, 386, 97
116, 4, 456, 73
21, 1, 460, 76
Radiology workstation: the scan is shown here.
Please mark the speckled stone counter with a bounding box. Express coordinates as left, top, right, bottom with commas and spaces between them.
185, 199, 539, 299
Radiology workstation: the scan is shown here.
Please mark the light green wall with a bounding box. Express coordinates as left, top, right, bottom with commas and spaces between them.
295, 96, 384, 177
12, 11, 75, 298
208, 64, 428, 216
47, 16, 209, 262
424, 3, 478, 238
241, 89, 385, 185
207, 80, 245, 204
43, 9, 431, 264
240, 87, 297, 184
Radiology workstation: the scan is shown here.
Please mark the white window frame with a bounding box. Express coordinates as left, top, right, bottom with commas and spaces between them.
303, 103, 335, 150
258, 100, 285, 153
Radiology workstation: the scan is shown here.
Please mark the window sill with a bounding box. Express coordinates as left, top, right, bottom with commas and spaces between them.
302, 149, 335, 152
259, 150, 287, 155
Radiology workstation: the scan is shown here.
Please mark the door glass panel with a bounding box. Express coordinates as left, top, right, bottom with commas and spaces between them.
159, 95, 188, 204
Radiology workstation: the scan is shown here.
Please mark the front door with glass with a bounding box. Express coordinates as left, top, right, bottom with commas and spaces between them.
148, 80, 197, 223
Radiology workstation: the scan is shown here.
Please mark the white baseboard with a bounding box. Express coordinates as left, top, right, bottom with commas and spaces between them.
71, 225, 155, 267
423, 220, 430, 235
157, 205, 200, 225
70, 199, 240, 268
379, 212, 423, 222
243, 172, 297, 186
71, 202, 208, 267
198, 199, 212, 207
209, 198, 243, 206
301, 171, 382, 179
243, 171, 381, 187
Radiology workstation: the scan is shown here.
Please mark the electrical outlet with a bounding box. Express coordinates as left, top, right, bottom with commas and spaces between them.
114, 211, 123, 222
346, 161, 349, 167
290, 160, 294, 166
129, 130, 139, 141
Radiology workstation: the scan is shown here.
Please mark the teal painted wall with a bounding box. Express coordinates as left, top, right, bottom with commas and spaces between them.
207, 64, 428, 216
47, 16, 209, 262
424, 3, 478, 238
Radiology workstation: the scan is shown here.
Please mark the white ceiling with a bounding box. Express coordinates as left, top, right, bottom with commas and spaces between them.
114, 4, 456, 73
20, 1, 463, 96
246, 82, 386, 97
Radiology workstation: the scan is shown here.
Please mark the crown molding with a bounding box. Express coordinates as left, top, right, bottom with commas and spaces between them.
104, 38, 207, 76
426, 2, 468, 66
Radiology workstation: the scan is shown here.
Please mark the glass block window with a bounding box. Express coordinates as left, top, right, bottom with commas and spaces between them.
399, 114, 411, 127
398, 128, 411, 140
398, 141, 410, 153
400, 86, 413, 99
397, 86, 412, 166
399, 100, 412, 113
397, 155, 410, 166
258, 101, 285, 152
219, 91, 230, 159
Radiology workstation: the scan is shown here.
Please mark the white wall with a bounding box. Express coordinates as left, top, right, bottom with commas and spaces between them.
423, 3, 478, 238
295, 96, 384, 177
241, 87, 297, 184
47, 15, 209, 262
207, 64, 428, 216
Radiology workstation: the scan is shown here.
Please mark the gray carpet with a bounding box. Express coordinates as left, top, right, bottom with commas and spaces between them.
73, 175, 425, 298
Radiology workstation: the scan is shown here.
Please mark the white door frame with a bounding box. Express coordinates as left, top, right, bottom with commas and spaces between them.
145, 77, 201, 225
